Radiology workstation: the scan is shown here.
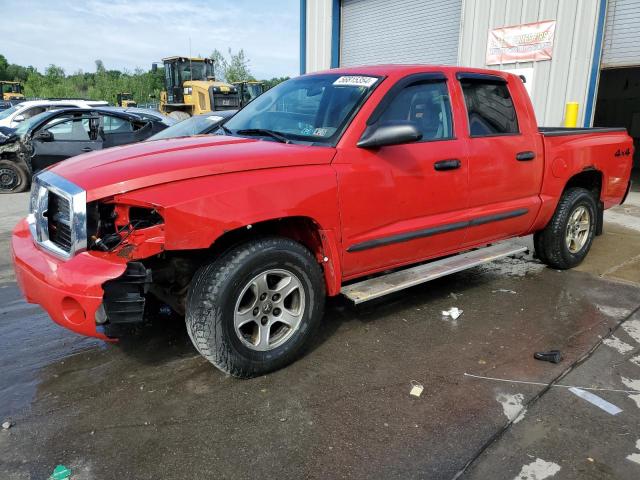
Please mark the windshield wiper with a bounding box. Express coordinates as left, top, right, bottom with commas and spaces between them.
236, 128, 291, 144
219, 124, 233, 135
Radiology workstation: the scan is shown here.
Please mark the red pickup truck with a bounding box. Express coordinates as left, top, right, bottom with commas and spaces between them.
12, 65, 633, 377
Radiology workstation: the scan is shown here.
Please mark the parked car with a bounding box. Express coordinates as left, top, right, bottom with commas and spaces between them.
12, 65, 634, 378
0, 108, 168, 192
99, 106, 178, 127
147, 110, 236, 141
0, 99, 109, 129
0, 101, 12, 111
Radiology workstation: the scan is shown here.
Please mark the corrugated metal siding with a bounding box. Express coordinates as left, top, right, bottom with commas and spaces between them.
602, 0, 640, 68
306, 0, 333, 73
340, 0, 462, 67
459, 0, 601, 127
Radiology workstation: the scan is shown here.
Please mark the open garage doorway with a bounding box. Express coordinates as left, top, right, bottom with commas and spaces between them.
594, 67, 640, 188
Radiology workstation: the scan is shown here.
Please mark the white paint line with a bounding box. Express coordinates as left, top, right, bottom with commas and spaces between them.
627, 439, 640, 466
603, 335, 635, 354
513, 458, 561, 480
496, 392, 527, 424
569, 387, 622, 415
597, 305, 632, 319
464, 373, 640, 394
621, 378, 640, 410
623, 320, 640, 344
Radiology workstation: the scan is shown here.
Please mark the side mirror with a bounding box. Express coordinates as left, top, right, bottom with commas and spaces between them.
35, 130, 54, 142
152, 63, 158, 73
357, 121, 423, 149
13, 114, 25, 123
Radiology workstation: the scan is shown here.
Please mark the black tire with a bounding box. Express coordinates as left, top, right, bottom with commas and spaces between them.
186, 236, 326, 378
0, 159, 30, 193
534, 187, 597, 269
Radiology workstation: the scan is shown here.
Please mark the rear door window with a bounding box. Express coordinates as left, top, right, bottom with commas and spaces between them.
459, 80, 519, 136
102, 115, 134, 134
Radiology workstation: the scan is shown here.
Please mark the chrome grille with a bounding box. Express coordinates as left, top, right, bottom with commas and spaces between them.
28, 171, 87, 260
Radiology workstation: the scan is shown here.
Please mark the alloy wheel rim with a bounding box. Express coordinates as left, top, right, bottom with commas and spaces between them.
565, 206, 590, 253
233, 268, 306, 351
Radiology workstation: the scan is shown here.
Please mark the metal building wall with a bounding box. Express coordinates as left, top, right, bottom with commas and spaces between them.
305, 0, 334, 73
458, 0, 602, 127
602, 0, 640, 68
340, 0, 462, 67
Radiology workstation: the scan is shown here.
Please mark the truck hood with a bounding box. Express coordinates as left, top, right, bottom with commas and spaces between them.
50, 135, 336, 201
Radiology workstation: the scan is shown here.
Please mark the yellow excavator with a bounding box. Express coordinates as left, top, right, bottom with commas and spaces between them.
157, 56, 240, 120
1, 81, 25, 102
233, 81, 265, 107
116, 93, 137, 108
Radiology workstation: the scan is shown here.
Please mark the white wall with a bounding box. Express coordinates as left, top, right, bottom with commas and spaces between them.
458, 0, 602, 127
305, 0, 334, 73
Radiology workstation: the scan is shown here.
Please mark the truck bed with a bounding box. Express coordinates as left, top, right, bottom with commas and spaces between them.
539, 126, 627, 136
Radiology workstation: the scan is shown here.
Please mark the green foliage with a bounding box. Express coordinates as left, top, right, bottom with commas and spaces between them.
1, 54, 164, 104
1, 52, 291, 104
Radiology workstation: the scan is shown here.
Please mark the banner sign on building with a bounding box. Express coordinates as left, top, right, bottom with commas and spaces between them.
486, 20, 556, 65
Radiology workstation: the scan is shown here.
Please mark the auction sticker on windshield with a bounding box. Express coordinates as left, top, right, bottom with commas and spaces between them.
333, 76, 378, 88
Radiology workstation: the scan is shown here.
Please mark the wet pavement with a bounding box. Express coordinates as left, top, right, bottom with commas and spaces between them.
1, 192, 640, 479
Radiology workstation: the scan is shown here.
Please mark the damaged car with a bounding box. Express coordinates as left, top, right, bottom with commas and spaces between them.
0, 108, 169, 193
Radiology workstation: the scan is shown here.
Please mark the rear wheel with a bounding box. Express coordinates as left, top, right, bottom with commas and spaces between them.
186, 237, 325, 378
0, 159, 29, 194
534, 187, 597, 269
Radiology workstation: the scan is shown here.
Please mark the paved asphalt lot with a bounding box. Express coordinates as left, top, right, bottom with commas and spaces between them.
1, 186, 640, 480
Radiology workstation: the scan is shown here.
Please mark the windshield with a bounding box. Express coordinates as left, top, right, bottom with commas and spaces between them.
0, 105, 19, 120
14, 111, 54, 135
148, 114, 225, 140
224, 73, 381, 145
179, 61, 214, 82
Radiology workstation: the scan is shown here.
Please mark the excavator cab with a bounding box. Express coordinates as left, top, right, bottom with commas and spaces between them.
1, 81, 25, 102
159, 57, 240, 120
116, 93, 137, 108
234, 81, 265, 108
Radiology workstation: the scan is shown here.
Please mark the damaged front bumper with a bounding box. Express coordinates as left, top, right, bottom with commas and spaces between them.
11, 218, 128, 339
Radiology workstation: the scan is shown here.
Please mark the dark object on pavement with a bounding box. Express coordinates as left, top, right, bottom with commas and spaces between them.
534, 350, 563, 363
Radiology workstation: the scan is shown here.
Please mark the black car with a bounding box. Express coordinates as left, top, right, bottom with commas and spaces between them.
146, 110, 237, 141
0, 108, 169, 193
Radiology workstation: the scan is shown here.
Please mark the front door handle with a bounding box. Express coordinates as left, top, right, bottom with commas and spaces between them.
434, 159, 461, 171
516, 151, 536, 161
82, 147, 93, 152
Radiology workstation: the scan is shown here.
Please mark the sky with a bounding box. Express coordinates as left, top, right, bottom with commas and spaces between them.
1, 0, 300, 79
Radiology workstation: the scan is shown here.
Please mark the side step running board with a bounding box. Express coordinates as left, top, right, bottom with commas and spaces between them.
341, 242, 528, 304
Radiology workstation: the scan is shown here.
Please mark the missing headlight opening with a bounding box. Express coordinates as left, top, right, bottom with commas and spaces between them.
87, 202, 163, 252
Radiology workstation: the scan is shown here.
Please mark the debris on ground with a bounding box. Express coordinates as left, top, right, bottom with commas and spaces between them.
569, 387, 623, 415
492, 288, 517, 294
2, 420, 12, 430
534, 350, 563, 364
410, 382, 424, 397
49, 465, 72, 480
442, 307, 463, 320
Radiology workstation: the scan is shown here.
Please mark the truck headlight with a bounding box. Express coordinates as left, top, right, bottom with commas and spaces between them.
184, 87, 192, 95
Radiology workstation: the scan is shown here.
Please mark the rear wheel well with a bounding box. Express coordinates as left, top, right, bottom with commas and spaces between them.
564, 170, 602, 199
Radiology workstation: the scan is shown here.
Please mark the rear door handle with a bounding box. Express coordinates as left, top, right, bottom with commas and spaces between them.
82, 147, 93, 152
434, 159, 461, 171
516, 151, 536, 161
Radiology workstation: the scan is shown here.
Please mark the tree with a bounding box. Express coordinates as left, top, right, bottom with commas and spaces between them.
209, 48, 254, 83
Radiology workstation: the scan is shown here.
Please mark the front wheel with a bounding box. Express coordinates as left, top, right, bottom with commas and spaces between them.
186, 237, 326, 378
0, 159, 30, 193
534, 187, 597, 269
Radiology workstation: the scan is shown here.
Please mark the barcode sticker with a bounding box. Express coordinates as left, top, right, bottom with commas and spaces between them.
333, 76, 378, 88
